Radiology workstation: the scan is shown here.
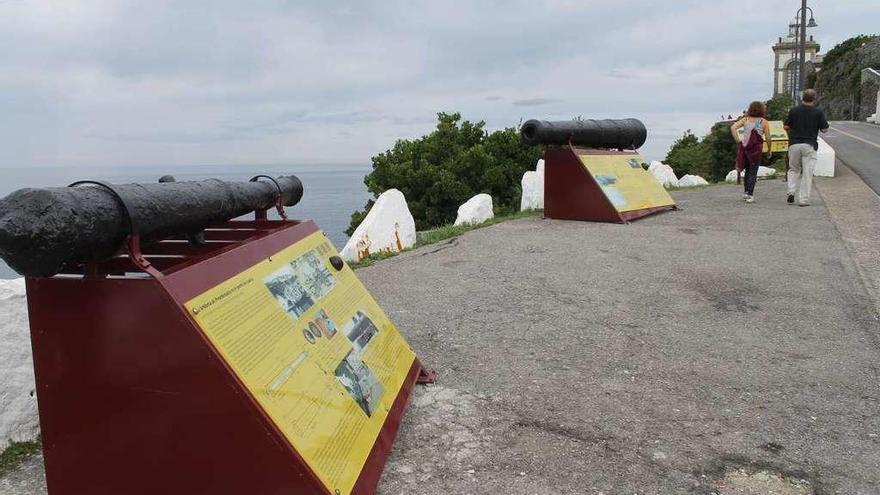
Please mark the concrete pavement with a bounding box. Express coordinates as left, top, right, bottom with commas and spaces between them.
815, 161, 880, 314
3, 175, 880, 494
824, 122, 880, 195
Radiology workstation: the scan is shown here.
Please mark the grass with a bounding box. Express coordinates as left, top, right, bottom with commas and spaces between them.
349, 209, 541, 269
0, 438, 41, 478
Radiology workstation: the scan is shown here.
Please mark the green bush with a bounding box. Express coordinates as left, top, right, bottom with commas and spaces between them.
665, 117, 786, 184
347, 112, 543, 233
664, 130, 713, 179
821, 34, 877, 68
765, 94, 792, 121
703, 123, 738, 182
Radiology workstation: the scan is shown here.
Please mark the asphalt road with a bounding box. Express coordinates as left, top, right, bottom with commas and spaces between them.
824, 122, 880, 195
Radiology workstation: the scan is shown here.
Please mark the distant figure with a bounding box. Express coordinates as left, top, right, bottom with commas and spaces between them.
727, 114, 733, 120
784, 89, 829, 206
731, 101, 773, 204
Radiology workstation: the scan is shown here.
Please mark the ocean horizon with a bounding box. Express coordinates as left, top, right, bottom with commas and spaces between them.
0, 163, 372, 280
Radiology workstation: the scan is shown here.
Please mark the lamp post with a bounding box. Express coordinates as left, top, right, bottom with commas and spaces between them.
793, 2, 818, 101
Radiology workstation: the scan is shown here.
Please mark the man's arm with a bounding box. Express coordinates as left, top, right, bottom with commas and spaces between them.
783, 109, 793, 131
819, 111, 829, 134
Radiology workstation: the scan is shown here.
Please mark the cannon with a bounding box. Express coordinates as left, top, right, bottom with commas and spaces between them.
0, 174, 303, 277
520, 118, 648, 149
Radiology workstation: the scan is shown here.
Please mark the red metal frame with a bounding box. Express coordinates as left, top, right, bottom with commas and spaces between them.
27, 218, 425, 495
543, 146, 676, 223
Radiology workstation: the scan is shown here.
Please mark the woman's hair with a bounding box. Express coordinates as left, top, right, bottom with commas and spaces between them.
747, 101, 766, 118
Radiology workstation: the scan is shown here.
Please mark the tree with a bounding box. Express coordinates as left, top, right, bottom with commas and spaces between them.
347, 112, 543, 233
664, 130, 712, 179
702, 123, 738, 182
765, 94, 792, 121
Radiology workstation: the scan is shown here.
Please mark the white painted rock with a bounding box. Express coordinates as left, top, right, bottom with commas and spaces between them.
520, 161, 544, 211
725, 169, 740, 183
0, 278, 38, 446
757, 166, 777, 178
814, 137, 836, 177
677, 174, 709, 187
454, 194, 494, 226
340, 189, 416, 263
648, 161, 678, 188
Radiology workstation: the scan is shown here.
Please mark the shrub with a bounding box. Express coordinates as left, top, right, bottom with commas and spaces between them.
664, 130, 713, 179
347, 112, 543, 233
765, 95, 792, 121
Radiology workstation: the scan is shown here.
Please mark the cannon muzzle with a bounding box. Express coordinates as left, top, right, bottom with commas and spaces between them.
0, 174, 303, 277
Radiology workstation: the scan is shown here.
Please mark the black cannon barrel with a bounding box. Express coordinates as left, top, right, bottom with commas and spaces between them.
0, 175, 303, 277
520, 118, 648, 149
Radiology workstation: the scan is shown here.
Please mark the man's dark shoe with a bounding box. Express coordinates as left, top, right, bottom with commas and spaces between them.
787, 194, 795, 204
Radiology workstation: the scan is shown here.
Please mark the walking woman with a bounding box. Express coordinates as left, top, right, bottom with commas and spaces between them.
731, 101, 772, 203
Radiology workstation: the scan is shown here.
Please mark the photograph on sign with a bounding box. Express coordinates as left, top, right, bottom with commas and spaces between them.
264, 249, 337, 319
290, 250, 336, 299
315, 309, 339, 338
343, 310, 380, 353
594, 175, 627, 208
335, 350, 385, 417
265, 267, 315, 318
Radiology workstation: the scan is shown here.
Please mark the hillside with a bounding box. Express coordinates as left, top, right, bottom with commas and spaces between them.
815, 35, 880, 120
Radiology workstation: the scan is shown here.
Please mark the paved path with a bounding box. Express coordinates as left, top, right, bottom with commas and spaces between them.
369, 178, 880, 494
4, 176, 880, 494
824, 122, 880, 195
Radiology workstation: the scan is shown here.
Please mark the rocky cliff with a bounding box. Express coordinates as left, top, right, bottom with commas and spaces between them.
815, 36, 880, 120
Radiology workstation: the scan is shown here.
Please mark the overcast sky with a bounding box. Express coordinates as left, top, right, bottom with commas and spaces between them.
0, 0, 877, 168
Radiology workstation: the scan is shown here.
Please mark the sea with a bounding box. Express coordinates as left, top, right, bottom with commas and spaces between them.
0, 164, 373, 280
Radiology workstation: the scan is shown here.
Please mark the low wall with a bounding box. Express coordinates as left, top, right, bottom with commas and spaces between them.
0, 279, 38, 447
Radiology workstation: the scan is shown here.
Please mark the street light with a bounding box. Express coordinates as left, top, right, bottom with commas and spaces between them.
795, 2, 818, 101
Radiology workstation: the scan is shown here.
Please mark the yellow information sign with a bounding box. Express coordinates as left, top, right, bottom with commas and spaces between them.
577, 153, 676, 213
185, 231, 416, 495
735, 120, 789, 153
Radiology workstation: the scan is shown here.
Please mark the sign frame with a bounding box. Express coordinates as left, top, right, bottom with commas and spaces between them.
27, 219, 426, 495
544, 146, 677, 223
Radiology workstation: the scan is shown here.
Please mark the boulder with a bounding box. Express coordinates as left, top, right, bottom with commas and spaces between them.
677, 174, 709, 187
725, 169, 740, 183
520, 172, 542, 211
520, 159, 545, 211
0, 278, 38, 446
648, 161, 678, 188
757, 166, 777, 178
814, 137, 836, 177
454, 194, 494, 226
340, 189, 416, 263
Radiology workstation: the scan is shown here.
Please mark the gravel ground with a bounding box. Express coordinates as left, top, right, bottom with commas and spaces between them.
3, 175, 879, 494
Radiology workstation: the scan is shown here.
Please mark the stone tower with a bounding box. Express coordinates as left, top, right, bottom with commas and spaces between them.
772, 18, 821, 98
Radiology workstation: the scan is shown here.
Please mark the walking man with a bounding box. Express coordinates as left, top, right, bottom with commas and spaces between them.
784, 89, 829, 206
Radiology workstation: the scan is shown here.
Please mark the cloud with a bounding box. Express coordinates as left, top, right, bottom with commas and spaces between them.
0, 0, 878, 167
512, 98, 563, 107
